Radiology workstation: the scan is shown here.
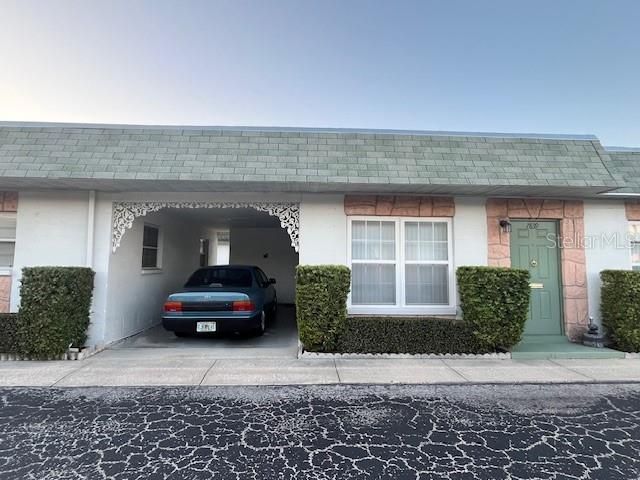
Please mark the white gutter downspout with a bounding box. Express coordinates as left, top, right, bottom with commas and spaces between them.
86, 190, 96, 268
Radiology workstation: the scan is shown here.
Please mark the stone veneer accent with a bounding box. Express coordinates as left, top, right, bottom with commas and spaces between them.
344, 195, 455, 217
625, 200, 640, 221
486, 198, 587, 341
0, 193, 18, 213
0, 192, 17, 313
0, 277, 10, 313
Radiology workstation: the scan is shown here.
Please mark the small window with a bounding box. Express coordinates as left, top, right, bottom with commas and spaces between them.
0, 213, 16, 268
142, 225, 160, 269
215, 230, 230, 264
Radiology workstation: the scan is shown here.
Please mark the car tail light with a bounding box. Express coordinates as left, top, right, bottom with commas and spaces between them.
163, 301, 182, 313
232, 300, 255, 312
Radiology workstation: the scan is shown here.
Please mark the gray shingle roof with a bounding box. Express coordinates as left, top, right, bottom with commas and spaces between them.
0, 123, 624, 196
603, 150, 640, 194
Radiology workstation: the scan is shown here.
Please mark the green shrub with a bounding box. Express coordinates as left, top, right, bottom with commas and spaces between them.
457, 266, 530, 350
0, 313, 19, 353
296, 265, 351, 351
335, 316, 489, 354
18, 267, 95, 357
601, 270, 640, 352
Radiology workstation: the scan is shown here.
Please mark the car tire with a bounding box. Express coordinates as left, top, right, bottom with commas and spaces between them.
269, 298, 278, 320
254, 311, 266, 337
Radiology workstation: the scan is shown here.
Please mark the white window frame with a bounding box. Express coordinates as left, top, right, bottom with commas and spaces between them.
630, 221, 640, 271
347, 216, 455, 315
141, 223, 162, 272
0, 212, 16, 274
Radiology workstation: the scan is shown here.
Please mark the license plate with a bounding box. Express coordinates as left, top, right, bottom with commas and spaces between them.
196, 321, 217, 332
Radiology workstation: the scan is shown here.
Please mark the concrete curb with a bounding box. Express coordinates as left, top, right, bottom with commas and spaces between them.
300, 351, 511, 360
0, 345, 104, 362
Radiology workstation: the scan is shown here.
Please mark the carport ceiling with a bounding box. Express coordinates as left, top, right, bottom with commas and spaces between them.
163, 207, 282, 228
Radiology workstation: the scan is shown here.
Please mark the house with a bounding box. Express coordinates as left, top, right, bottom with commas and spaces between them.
0, 122, 639, 349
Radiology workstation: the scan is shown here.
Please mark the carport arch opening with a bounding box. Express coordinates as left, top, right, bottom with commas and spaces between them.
111, 201, 300, 253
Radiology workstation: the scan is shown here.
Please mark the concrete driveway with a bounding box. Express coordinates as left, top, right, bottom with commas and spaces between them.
109, 304, 300, 359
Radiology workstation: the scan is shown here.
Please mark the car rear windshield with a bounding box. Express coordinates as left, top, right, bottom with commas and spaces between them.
185, 267, 253, 288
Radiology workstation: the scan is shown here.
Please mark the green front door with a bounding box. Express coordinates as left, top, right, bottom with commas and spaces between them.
510, 220, 563, 336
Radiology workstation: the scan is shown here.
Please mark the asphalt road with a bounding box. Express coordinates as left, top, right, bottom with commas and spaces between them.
1, 384, 639, 480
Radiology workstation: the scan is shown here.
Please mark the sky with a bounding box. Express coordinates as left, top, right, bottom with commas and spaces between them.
0, 0, 638, 147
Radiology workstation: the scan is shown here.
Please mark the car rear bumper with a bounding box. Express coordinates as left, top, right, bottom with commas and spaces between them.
162, 312, 262, 334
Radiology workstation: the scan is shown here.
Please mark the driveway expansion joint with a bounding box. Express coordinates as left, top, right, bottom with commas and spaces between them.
441, 360, 473, 383
50, 362, 92, 387
199, 359, 218, 386
333, 359, 342, 383
548, 358, 597, 381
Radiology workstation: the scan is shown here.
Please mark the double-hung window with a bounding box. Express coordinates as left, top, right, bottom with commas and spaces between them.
351, 220, 397, 305
0, 213, 16, 270
404, 221, 449, 305
349, 217, 454, 314
142, 224, 161, 269
630, 222, 640, 271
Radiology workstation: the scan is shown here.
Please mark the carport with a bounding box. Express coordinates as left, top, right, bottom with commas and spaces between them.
103, 202, 300, 357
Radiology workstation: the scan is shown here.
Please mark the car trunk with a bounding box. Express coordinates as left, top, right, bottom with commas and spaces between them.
169, 288, 252, 312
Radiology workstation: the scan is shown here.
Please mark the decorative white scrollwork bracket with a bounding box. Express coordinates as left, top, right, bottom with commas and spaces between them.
112, 201, 300, 253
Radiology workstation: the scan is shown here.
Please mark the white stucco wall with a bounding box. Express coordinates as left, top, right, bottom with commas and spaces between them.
230, 226, 299, 303
11, 190, 114, 345
13, 191, 89, 266
452, 197, 488, 315
11, 191, 92, 311
84, 193, 113, 346
104, 210, 201, 344
584, 200, 631, 327
299, 194, 347, 265
453, 197, 488, 268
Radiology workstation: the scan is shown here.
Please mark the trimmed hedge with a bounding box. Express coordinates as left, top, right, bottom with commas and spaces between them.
0, 313, 19, 353
18, 267, 95, 357
296, 265, 351, 352
601, 270, 640, 352
457, 266, 530, 350
336, 316, 489, 354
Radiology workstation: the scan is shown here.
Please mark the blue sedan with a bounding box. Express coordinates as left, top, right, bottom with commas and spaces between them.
162, 265, 277, 337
